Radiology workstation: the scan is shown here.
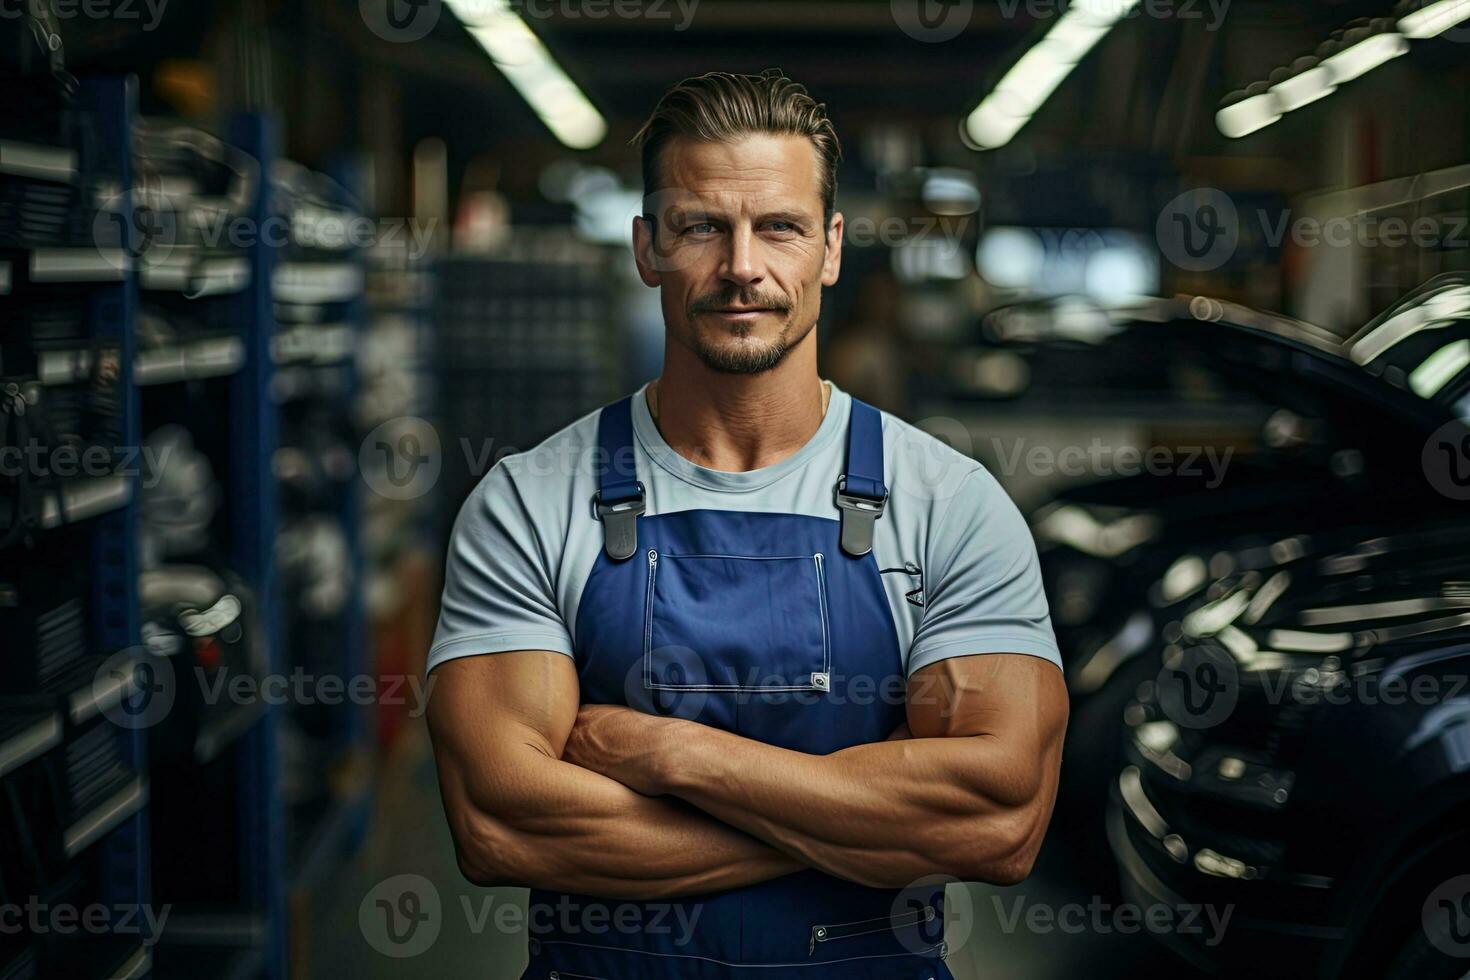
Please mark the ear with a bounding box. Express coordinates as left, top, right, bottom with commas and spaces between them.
820, 211, 843, 287
632, 214, 662, 288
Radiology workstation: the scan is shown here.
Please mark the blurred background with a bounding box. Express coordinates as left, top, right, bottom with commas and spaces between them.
2, 0, 1470, 978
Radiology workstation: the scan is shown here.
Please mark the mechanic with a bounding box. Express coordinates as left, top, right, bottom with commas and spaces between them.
426, 68, 1069, 980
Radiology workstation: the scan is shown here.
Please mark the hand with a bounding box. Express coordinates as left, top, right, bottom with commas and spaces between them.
562, 703, 680, 796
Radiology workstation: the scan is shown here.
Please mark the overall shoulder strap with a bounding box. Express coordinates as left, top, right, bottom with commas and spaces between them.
593, 395, 644, 561
835, 397, 888, 557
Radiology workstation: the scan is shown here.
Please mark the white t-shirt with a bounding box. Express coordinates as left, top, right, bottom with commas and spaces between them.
429, 381, 1061, 677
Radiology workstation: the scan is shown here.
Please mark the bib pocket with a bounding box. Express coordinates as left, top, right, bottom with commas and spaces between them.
643, 549, 832, 693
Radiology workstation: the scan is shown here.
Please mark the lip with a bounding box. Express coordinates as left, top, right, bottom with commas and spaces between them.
705, 308, 776, 319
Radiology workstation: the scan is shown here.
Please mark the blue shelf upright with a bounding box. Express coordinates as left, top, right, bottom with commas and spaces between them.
79, 72, 150, 927
227, 110, 287, 980
327, 155, 370, 778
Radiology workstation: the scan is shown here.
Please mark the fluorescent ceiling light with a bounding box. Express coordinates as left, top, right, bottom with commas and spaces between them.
1324, 30, 1409, 83
1216, 91, 1282, 138
1044, 18, 1112, 62
963, 102, 1031, 150
1002, 45, 1078, 104
1219, 16, 1413, 140
1269, 62, 1336, 112
1073, 0, 1142, 20
963, 0, 1139, 150
1398, 0, 1470, 39
447, 0, 606, 149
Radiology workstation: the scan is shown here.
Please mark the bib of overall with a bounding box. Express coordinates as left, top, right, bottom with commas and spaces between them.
521, 395, 954, 980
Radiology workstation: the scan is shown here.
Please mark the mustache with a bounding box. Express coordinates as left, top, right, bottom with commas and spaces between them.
688, 289, 791, 316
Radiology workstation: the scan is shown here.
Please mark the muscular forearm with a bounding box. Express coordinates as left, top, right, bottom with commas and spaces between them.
646, 720, 1052, 888
427, 652, 805, 900
434, 736, 803, 900
562, 657, 1067, 890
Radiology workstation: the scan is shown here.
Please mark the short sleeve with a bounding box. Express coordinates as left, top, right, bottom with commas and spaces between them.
907, 466, 1062, 677
427, 462, 574, 673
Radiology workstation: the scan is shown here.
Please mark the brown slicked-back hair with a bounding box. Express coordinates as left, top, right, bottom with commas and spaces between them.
631, 68, 843, 228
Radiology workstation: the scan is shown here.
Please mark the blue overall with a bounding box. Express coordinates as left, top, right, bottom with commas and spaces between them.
522, 396, 954, 980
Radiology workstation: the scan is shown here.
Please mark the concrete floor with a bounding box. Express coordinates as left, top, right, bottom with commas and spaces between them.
307, 724, 1206, 980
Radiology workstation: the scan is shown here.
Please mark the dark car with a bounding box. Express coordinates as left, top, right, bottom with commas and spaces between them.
978, 282, 1470, 894
1068, 279, 1470, 977
1112, 517, 1470, 978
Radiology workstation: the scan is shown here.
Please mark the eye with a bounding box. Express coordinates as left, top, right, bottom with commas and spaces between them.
686, 221, 717, 235
767, 221, 796, 233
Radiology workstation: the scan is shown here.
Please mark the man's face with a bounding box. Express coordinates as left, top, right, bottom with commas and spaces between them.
633, 133, 843, 374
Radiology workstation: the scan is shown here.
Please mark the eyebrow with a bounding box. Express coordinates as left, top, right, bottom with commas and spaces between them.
756, 209, 815, 228
666, 207, 815, 228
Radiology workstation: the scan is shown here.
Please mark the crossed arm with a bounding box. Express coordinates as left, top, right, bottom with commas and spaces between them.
427, 649, 1067, 898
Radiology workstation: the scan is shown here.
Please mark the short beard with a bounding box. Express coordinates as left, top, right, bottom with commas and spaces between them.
688, 324, 793, 375
681, 286, 812, 374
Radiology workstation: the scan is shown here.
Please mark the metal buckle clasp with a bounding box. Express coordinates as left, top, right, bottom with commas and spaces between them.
593, 482, 646, 560
833, 478, 887, 557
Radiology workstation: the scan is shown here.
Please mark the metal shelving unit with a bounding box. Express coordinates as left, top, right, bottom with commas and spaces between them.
0, 71, 153, 980
4, 70, 375, 979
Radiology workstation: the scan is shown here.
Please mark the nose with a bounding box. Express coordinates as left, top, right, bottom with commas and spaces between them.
720, 224, 764, 289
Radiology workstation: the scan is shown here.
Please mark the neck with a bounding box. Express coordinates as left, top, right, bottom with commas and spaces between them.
651, 336, 827, 473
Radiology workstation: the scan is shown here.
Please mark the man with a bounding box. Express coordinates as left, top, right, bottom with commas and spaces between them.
426, 69, 1068, 980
